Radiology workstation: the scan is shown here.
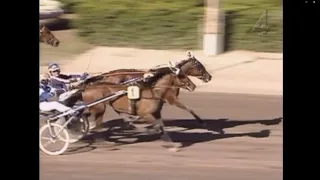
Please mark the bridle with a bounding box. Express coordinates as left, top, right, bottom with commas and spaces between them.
177, 58, 207, 80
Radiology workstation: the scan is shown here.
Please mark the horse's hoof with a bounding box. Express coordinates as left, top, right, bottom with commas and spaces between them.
168, 147, 181, 152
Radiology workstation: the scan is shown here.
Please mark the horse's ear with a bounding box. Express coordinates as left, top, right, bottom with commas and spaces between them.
186, 51, 194, 58
40, 23, 47, 32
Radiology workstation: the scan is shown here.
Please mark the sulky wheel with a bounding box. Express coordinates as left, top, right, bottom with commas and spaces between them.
55, 115, 89, 143
39, 123, 70, 156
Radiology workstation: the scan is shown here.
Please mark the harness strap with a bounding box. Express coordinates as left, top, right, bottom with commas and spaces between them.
128, 99, 138, 115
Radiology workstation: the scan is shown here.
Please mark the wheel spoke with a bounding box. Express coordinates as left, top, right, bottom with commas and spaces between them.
41, 137, 51, 140
42, 140, 53, 148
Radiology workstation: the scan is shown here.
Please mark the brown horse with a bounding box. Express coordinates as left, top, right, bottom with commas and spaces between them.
72, 68, 196, 151
95, 51, 211, 84
39, 23, 60, 47
83, 52, 211, 126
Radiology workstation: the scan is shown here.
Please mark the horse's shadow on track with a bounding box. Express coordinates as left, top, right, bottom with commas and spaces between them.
78, 117, 282, 151
162, 117, 282, 134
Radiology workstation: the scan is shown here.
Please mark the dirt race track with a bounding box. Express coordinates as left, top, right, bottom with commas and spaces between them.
40, 92, 283, 180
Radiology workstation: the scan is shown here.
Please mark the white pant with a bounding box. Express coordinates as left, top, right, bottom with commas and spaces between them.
39, 101, 71, 112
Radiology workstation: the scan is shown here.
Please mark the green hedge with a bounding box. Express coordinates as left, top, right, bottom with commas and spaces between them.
59, 0, 282, 52
71, 0, 204, 50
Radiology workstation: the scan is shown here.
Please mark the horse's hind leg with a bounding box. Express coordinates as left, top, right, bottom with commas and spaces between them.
119, 113, 159, 133
83, 109, 96, 130
88, 103, 106, 129
118, 112, 140, 130
106, 103, 139, 130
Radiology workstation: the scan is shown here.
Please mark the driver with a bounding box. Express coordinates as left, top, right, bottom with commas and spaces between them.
39, 73, 75, 114
48, 63, 88, 95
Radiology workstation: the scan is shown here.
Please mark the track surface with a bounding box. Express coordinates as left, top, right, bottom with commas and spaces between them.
40, 92, 283, 180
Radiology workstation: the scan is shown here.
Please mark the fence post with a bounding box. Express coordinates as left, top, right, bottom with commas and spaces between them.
203, 0, 225, 56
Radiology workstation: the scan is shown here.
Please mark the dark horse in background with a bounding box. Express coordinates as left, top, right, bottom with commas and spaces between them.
39, 23, 60, 47
81, 51, 213, 128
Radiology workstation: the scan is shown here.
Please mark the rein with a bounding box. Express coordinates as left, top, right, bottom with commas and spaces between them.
90, 67, 177, 78
83, 83, 184, 90
151, 85, 184, 89
135, 85, 184, 100
101, 71, 147, 77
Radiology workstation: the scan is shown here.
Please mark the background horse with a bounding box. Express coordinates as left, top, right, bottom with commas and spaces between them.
69, 69, 196, 151
39, 23, 60, 47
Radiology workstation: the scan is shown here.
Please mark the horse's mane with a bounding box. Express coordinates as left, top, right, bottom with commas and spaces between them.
149, 66, 171, 72
175, 59, 191, 68
175, 57, 205, 70
143, 67, 175, 87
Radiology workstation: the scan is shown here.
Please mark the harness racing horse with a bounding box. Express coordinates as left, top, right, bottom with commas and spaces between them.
69, 68, 196, 151
39, 23, 60, 47
83, 52, 212, 126
96, 51, 211, 84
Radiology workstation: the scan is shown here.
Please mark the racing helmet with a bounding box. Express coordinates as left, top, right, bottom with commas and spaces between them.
48, 63, 60, 72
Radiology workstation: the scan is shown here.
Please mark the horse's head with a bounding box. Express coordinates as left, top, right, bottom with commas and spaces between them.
174, 73, 196, 92
168, 65, 196, 92
146, 65, 196, 92
175, 51, 212, 83
39, 23, 60, 47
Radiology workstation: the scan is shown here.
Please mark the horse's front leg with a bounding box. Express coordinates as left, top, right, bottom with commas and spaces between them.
167, 98, 205, 126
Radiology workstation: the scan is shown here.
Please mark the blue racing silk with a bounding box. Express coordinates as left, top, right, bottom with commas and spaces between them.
39, 83, 55, 102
